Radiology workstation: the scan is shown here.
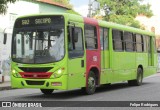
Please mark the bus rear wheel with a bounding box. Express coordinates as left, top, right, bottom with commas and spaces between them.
40, 89, 54, 95
128, 68, 143, 86
82, 71, 96, 95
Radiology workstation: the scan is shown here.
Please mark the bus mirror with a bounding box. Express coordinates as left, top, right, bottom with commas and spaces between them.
3, 33, 7, 44
74, 32, 78, 42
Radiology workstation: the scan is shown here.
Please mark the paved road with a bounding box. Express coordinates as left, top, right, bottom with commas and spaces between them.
0, 73, 160, 110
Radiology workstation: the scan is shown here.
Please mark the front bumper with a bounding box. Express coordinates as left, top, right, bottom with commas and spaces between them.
11, 74, 68, 90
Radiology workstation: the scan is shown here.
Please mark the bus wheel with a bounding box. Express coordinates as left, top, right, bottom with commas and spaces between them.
128, 68, 143, 86
82, 71, 96, 95
40, 89, 54, 95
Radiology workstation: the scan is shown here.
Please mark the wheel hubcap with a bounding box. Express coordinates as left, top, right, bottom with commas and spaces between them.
138, 74, 142, 84
88, 77, 95, 90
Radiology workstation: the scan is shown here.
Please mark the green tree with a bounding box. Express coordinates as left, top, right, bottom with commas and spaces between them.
98, 0, 153, 28
0, 0, 72, 14
53, 0, 72, 8
0, 0, 16, 14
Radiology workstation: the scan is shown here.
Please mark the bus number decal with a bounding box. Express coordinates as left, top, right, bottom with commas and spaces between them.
93, 56, 98, 62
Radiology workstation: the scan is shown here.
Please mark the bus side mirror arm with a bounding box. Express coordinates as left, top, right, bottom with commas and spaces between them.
3, 33, 7, 44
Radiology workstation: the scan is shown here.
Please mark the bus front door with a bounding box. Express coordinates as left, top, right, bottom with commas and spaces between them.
67, 25, 86, 89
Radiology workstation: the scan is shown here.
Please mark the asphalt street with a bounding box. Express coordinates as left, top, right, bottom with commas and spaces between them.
0, 73, 160, 110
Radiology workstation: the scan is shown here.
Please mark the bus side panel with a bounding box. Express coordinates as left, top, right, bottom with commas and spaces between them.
143, 54, 157, 78
100, 51, 110, 84
112, 52, 136, 82
143, 37, 157, 78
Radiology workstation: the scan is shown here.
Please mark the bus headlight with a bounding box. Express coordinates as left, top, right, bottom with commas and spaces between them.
54, 69, 63, 78
12, 69, 16, 74
12, 69, 21, 78
51, 68, 65, 78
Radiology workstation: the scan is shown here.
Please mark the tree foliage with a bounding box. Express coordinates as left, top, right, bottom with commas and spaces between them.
98, 0, 153, 28
53, 0, 72, 8
0, 0, 16, 14
0, 0, 71, 14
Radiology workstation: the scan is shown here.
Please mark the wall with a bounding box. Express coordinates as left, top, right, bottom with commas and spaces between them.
38, 2, 67, 13
0, 0, 67, 32
0, 1, 39, 31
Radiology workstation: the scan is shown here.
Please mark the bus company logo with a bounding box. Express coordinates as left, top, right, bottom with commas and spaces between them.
1, 102, 42, 107
2, 102, 11, 107
33, 74, 37, 77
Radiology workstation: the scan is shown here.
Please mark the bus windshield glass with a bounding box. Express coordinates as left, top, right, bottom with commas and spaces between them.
12, 15, 65, 64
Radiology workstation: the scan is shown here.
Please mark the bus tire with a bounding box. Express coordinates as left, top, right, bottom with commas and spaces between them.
128, 68, 143, 86
82, 71, 96, 95
40, 89, 54, 95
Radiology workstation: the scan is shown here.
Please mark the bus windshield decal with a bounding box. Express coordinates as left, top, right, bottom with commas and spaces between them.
35, 18, 51, 25
15, 15, 64, 28
22, 19, 30, 25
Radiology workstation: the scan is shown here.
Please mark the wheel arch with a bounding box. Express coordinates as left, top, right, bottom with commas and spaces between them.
138, 65, 144, 77
138, 65, 143, 72
89, 67, 100, 85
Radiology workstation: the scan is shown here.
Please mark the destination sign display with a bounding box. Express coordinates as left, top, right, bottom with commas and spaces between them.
14, 15, 64, 28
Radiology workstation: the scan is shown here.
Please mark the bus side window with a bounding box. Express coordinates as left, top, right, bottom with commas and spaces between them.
68, 26, 84, 58
152, 37, 157, 53
100, 27, 109, 50
143, 35, 147, 52
85, 25, 98, 49
112, 29, 123, 51
124, 32, 134, 52
3, 33, 7, 44
136, 34, 143, 52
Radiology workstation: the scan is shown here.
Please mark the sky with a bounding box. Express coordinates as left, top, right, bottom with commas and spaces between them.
70, 0, 160, 17
70, 0, 88, 16
149, 0, 160, 18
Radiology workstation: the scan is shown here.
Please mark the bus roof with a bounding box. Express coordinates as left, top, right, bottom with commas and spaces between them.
98, 20, 155, 36
16, 13, 83, 22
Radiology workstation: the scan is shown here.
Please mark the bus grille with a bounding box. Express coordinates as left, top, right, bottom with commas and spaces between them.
19, 67, 52, 72
25, 80, 45, 85
19, 72, 52, 79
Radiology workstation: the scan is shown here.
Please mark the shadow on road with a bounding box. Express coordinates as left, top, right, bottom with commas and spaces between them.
18, 81, 153, 100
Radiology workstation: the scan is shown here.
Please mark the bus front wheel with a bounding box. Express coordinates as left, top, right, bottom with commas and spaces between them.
128, 68, 143, 86
82, 71, 96, 95
40, 89, 54, 95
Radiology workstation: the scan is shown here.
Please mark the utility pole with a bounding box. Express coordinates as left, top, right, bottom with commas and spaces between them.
88, 0, 92, 17
88, 0, 100, 18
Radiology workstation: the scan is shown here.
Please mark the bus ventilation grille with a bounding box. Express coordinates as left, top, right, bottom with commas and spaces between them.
19, 67, 52, 72
25, 80, 45, 85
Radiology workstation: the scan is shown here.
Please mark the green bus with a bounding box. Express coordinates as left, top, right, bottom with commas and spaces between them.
11, 13, 157, 95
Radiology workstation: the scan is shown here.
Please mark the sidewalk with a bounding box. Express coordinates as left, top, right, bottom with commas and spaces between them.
0, 81, 11, 91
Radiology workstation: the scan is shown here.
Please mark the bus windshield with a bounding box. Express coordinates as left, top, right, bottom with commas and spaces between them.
12, 16, 65, 64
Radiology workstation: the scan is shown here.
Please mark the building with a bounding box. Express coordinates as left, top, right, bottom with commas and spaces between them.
0, 0, 70, 82
136, 15, 160, 49
0, 0, 70, 33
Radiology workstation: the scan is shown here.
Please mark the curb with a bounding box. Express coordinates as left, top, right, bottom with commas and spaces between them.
0, 86, 12, 91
